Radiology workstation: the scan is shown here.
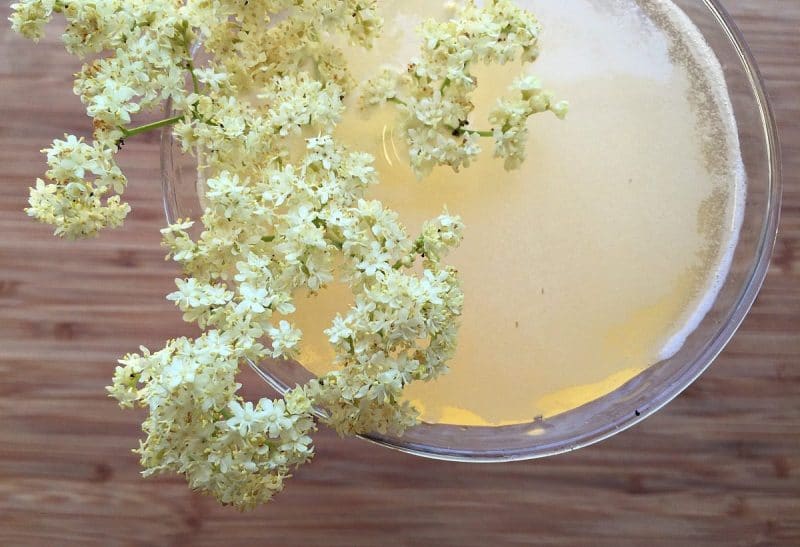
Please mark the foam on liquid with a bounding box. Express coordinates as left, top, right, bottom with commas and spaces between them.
281, 0, 746, 426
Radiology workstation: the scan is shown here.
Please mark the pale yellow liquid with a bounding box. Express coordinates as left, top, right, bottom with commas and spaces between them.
280, 0, 745, 425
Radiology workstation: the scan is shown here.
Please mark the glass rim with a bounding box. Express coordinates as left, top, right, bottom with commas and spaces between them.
161, 0, 783, 463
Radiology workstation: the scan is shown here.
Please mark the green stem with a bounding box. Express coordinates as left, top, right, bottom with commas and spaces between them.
387, 96, 407, 107
115, 21, 201, 145
120, 114, 185, 139
177, 19, 200, 94
187, 58, 200, 95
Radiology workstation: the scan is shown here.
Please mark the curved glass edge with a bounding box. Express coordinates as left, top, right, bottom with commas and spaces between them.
161, 98, 179, 226
161, 1, 783, 463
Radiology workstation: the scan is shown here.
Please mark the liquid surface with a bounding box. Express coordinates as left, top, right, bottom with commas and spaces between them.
287, 0, 745, 425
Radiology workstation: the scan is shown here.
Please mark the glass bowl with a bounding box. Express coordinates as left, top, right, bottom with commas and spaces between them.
161, 0, 781, 462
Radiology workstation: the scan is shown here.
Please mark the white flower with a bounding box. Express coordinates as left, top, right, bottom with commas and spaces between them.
268, 320, 302, 359
258, 398, 293, 438
9, 0, 56, 41
236, 283, 271, 315
325, 315, 354, 346
194, 68, 229, 91
167, 278, 232, 325
489, 80, 567, 169
279, 428, 313, 454
418, 210, 464, 261
355, 241, 392, 277
226, 400, 262, 436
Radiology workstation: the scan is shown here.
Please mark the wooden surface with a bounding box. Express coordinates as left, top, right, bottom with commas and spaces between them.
0, 2, 798, 545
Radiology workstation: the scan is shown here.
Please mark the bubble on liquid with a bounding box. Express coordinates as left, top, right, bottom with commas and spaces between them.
636, 0, 747, 361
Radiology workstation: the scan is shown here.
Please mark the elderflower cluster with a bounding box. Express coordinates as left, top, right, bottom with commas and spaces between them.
108, 332, 315, 509
310, 265, 463, 436
491, 75, 569, 170
160, 135, 464, 439
11, 0, 564, 509
26, 135, 129, 238
361, 0, 568, 177
18, 0, 195, 237
8, 0, 54, 41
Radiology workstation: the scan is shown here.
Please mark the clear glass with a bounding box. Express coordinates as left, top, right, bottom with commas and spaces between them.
161, 0, 781, 462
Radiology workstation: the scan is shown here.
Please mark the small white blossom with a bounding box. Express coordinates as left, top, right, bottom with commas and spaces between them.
226, 401, 263, 436
9, 0, 56, 41
258, 398, 294, 438
268, 320, 303, 359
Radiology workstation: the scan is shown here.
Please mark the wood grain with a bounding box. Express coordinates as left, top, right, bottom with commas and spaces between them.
0, 2, 798, 545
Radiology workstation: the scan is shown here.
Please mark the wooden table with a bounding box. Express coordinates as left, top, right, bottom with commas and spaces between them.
1, 2, 797, 545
